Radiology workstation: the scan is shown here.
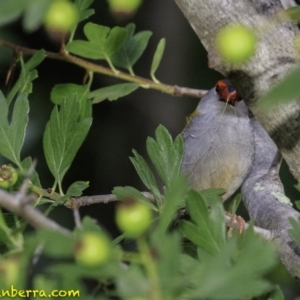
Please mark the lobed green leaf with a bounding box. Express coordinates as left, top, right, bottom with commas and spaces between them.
51, 83, 88, 104
0, 92, 29, 168
112, 186, 157, 211
43, 95, 92, 186
146, 124, 183, 187
129, 149, 162, 203
7, 50, 46, 104
66, 23, 127, 61
89, 83, 139, 103
74, 0, 95, 22
111, 23, 152, 73
179, 189, 225, 255
181, 227, 277, 299
157, 175, 187, 233
66, 181, 89, 197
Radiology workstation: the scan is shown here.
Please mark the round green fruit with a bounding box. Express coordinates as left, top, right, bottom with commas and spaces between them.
107, 0, 142, 13
74, 233, 111, 267
0, 258, 19, 286
0, 165, 18, 189
43, 0, 79, 33
215, 24, 257, 63
116, 201, 152, 238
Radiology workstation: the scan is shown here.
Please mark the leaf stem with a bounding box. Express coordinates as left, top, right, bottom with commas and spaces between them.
29, 183, 62, 201
137, 236, 161, 300
0, 39, 207, 99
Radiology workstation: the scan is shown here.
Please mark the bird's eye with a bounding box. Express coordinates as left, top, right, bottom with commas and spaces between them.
227, 85, 235, 93
215, 85, 220, 93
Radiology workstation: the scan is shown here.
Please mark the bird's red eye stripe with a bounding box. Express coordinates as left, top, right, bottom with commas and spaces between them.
215, 79, 241, 105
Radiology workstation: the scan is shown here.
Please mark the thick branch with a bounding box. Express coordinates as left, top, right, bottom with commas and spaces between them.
173, 0, 300, 182
0, 189, 70, 236
242, 118, 300, 277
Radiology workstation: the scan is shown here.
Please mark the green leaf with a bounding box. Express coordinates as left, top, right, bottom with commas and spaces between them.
37, 229, 74, 258
76, 216, 111, 237
0, 92, 29, 168
295, 200, 300, 211
0, 208, 15, 248
21, 157, 41, 187
111, 23, 152, 73
0, 1, 27, 27
150, 38, 166, 82
66, 23, 127, 61
23, 0, 52, 32
157, 175, 187, 233
151, 231, 182, 299
259, 66, 300, 110
65, 40, 102, 59
74, 0, 94, 22
89, 83, 139, 104
129, 150, 162, 203
146, 125, 183, 187
116, 264, 148, 299
179, 189, 226, 255
43, 95, 92, 187
179, 220, 203, 249
228, 193, 242, 214
112, 186, 157, 211
286, 5, 300, 23
7, 50, 46, 104
269, 285, 284, 300
66, 181, 89, 197
201, 188, 226, 200
181, 227, 277, 299
288, 217, 300, 246
51, 83, 92, 120
51, 83, 88, 104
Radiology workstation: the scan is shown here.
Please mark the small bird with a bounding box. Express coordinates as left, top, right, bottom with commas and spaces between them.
180, 79, 254, 201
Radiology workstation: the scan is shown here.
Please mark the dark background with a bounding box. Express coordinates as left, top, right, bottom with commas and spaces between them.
0, 1, 299, 297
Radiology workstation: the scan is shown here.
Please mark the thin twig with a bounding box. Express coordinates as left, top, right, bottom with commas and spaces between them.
68, 191, 274, 241
73, 209, 82, 229
0, 39, 208, 99
66, 191, 156, 209
18, 159, 37, 204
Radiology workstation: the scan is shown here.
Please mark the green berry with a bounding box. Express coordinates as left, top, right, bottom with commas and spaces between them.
0, 258, 19, 286
107, 0, 142, 13
215, 24, 257, 63
74, 233, 111, 267
116, 201, 152, 238
43, 0, 79, 33
0, 165, 18, 189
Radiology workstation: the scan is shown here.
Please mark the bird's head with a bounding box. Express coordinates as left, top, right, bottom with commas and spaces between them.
215, 79, 242, 105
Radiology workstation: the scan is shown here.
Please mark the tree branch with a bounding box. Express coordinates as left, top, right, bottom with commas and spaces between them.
0, 188, 70, 235
66, 192, 155, 209
242, 117, 300, 277
0, 39, 207, 99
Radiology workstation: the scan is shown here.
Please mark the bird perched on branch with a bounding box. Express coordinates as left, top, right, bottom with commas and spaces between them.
180, 79, 254, 200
